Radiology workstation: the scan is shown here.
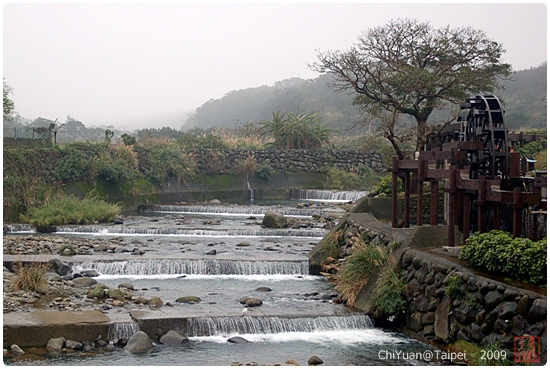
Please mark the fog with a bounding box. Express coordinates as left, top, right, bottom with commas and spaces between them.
3, 2, 547, 130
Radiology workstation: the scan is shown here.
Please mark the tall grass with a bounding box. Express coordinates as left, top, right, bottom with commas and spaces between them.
10, 262, 49, 294
334, 236, 388, 306
21, 193, 122, 228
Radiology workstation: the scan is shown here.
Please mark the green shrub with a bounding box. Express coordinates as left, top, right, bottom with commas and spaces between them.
459, 230, 547, 286
21, 193, 122, 228
324, 166, 361, 189
53, 147, 91, 182
91, 145, 139, 184
370, 173, 403, 197
255, 164, 273, 181
320, 229, 344, 260
373, 267, 406, 319
445, 274, 465, 299
138, 144, 197, 185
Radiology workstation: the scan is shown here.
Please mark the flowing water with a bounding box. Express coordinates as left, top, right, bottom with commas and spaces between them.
5, 191, 435, 366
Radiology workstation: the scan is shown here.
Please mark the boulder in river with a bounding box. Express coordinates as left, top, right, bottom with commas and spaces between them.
262, 211, 288, 228
255, 287, 272, 292
159, 330, 190, 345
87, 284, 108, 299
72, 277, 98, 288
308, 356, 324, 365
148, 297, 163, 309
175, 296, 202, 304
240, 297, 263, 307
46, 337, 65, 351
227, 336, 249, 344
124, 331, 153, 354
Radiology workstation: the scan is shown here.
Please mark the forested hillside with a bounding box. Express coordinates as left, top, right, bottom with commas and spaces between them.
184, 63, 547, 132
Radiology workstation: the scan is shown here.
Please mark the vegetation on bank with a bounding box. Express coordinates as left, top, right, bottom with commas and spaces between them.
459, 230, 547, 286
21, 194, 122, 228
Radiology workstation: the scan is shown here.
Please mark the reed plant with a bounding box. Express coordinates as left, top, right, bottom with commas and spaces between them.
21, 193, 122, 228
334, 236, 388, 306
10, 262, 49, 294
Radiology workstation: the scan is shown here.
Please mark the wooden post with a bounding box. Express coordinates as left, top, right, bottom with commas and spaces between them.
391, 157, 399, 228
463, 193, 471, 243
417, 160, 426, 226
513, 187, 522, 237
430, 181, 439, 226
478, 176, 487, 232
404, 171, 411, 228
448, 165, 457, 247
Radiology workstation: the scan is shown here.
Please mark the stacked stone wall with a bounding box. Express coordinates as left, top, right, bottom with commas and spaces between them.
185, 149, 385, 175
402, 248, 546, 354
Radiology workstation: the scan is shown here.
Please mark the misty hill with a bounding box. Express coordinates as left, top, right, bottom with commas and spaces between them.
184, 63, 547, 132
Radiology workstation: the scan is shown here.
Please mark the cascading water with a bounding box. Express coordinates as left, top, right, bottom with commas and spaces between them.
246, 174, 254, 202
137, 204, 342, 218
291, 189, 368, 202
73, 259, 310, 276
54, 225, 326, 238
183, 315, 373, 337
107, 321, 140, 341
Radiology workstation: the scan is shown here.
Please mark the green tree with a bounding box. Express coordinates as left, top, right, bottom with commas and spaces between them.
310, 18, 513, 152
3, 79, 15, 122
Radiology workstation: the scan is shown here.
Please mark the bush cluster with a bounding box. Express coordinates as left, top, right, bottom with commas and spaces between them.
459, 230, 547, 286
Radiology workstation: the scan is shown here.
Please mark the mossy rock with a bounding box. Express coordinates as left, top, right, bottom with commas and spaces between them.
87, 284, 108, 299
175, 296, 202, 304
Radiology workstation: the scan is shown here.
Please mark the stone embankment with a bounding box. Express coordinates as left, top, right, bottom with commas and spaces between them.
402, 248, 547, 353
187, 149, 385, 174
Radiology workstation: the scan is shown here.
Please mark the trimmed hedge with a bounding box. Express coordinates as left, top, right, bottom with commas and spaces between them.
459, 230, 547, 286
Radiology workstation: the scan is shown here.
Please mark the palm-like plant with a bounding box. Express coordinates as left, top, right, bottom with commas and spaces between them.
258, 110, 333, 149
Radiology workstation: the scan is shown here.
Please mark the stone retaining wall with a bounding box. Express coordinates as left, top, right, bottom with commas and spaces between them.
186, 149, 385, 174
402, 248, 547, 354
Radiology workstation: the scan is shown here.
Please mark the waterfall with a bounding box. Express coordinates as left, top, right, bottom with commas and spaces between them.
184, 315, 373, 337
107, 321, 140, 341
4, 224, 37, 234
246, 175, 254, 202
138, 204, 343, 218
72, 258, 310, 276
291, 189, 368, 202
55, 226, 326, 238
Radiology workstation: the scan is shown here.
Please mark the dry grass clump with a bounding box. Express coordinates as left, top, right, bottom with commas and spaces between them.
333, 236, 388, 306
10, 263, 49, 294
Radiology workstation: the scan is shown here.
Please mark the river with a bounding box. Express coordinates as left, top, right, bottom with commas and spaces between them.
4, 190, 435, 366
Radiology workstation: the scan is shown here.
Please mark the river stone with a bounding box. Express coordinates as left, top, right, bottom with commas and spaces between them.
498, 302, 518, 319
284, 359, 300, 366
517, 295, 530, 316
406, 312, 423, 332
65, 340, 83, 350
10, 344, 24, 355
469, 323, 484, 343
87, 284, 108, 299
206, 250, 217, 255
48, 259, 72, 276
484, 290, 502, 310
435, 295, 451, 340
227, 336, 249, 344
108, 288, 126, 301
262, 211, 288, 228
159, 330, 189, 345
72, 277, 98, 288
124, 331, 153, 354
80, 269, 100, 277
134, 296, 150, 305
46, 337, 66, 351
118, 282, 134, 290
176, 296, 202, 304
308, 356, 323, 365
255, 287, 272, 292
236, 242, 251, 247
527, 298, 546, 322
240, 297, 263, 307
148, 297, 163, 309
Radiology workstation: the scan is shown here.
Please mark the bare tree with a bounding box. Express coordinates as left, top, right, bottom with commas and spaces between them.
309, 18, 513, 152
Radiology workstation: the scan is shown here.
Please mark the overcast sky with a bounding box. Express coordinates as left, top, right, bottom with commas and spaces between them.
3, 2, 547, 131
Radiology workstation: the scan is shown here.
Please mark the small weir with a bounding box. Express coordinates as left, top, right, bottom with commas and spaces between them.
107, 321, 140, 341
72, 258, 310, 275
3, 224, 36, 234
291, 189, 368, 202
137, 204, 343, 218
183, 314, 373, 337
55, 225, 327, 238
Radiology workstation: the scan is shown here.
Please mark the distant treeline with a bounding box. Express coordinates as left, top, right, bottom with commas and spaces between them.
185, 64, 547, 132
